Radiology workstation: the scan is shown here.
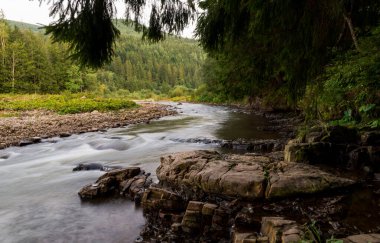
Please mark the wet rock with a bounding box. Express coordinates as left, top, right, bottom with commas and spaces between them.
120, 174, 152, 201
210, 208, 231, 238
260, 217, 301, 243
202, 203, 218, 216
0, 152, 10, 159
98, 167, 141, 181
19, 140, 34, 146
233, 232, 259, 243
321, 126, 359, 144
222, 139, 285, 153
157, 150, 267, 199
266, 162, 355, 198
78, 167, 141, 200
369, 146, 380, 171
361, 131, 380, 146
234, 206, 259, 228
171, 222, 182, 232
343, 234, 380, 243
73, 163, 123, 171
157, 150, 355, 200
347, 147, 371, 170
181, 202, 203, 233
88, 141, 129, 151
142, 187, 185, 211
18, 137, 42, 146
59, 132, 71, 137
284, 142, 338, 164
78, 177, 117, 199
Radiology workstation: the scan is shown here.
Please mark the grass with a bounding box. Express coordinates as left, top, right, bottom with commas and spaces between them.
0, 93, 138, 115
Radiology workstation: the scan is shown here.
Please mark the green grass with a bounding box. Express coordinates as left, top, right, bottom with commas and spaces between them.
0, 93, 137, 115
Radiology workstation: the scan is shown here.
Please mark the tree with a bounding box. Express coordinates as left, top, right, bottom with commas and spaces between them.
195, 0, 380, 104
40, 0, 196, 67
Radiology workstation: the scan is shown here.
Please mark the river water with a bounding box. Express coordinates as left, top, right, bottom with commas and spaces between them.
0, 103, 278, 243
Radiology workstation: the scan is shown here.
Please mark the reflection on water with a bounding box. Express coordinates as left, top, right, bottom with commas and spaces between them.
215, 111, 279, 140
0, 102, 276, 242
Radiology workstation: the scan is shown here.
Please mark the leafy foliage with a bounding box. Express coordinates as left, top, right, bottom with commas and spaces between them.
39, 0, 196, 67
301, 26, 380, 125
0, 93, 137, 114
45, 0, 120, 67
194, 1, 379, 107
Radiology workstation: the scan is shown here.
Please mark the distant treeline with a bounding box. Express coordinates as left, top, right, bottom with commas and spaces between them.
0, 18, 205, 94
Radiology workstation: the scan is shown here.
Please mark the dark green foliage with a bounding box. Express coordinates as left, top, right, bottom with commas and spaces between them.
196, 0, 380, 105
44, 0, 120, 67
39, 0, 196, 67
301, 26, 380, 125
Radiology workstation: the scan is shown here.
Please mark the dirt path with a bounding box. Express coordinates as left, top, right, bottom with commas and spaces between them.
0, 103, 176, 149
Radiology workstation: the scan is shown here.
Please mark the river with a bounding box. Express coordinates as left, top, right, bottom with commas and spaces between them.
0, 102, 278, 243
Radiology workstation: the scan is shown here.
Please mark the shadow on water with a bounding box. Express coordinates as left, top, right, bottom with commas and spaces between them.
215, 111, 280, 140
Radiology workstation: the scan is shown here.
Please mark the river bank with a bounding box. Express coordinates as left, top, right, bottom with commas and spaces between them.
73, 104, 380, 242
0, 102, 176, 149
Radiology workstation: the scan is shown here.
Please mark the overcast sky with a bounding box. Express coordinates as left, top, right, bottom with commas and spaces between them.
0, 0, 195, 37
0, 0, 125, 25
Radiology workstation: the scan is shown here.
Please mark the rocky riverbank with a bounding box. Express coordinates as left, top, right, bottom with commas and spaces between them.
70, 103, 379, 242
78, 147, 379, 242
0, 102, 176, 149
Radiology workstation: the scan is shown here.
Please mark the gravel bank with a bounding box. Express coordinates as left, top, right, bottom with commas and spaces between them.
0, 102, 176, 149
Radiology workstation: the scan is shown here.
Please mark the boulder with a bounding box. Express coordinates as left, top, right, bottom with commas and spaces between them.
157, 150, 355, 200
321, 126, 359, 144
284, 142, 337, 164
78, 167, 141, 200
142, 187, 185, 211
73, 163, 123, 172
266, 162, 355, 198
157, 151, 268, 199
234, 206, 259, 228
260, 217, 301, 243
361, 131, 380, 146
343, 234, 380, 243
233, 232, 259, 243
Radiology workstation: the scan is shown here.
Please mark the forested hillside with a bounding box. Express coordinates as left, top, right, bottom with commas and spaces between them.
0, 18, 204, 95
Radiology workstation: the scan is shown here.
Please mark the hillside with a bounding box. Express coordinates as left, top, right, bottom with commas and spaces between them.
6, 20, 43, 33
0, 19, 205, 95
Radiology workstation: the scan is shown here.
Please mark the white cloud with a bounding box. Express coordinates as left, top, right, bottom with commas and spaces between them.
0, 0, 52, 25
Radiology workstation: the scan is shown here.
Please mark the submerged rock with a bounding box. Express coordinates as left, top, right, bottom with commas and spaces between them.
73, 163, 122, 172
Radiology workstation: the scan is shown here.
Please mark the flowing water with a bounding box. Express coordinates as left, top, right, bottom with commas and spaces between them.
0, 103, 278, 243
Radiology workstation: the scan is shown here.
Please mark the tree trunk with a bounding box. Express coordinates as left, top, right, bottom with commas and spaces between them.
12, 49, 15, 93
343, 14, 361, 52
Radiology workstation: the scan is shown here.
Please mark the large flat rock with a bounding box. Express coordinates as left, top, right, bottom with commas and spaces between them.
266, 162, 354, 198
156, 150, 355, 199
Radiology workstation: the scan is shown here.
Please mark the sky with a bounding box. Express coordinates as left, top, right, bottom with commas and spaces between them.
0, 0, 195, 37
0, 0, 125, 25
